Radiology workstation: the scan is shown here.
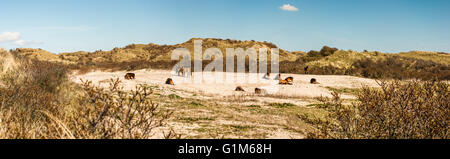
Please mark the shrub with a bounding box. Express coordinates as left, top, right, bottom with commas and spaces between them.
303, 50, 322, 62
303, 46, 339, 62
319, 46, 338, 57
351, 56, 450, 80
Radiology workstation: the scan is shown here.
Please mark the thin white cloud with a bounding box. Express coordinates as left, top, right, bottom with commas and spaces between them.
39, 26, 97, 31
0, 32, 43, 46
280, 4, 299, 12
13, 40, 43, 46
13, 40, 26, 46
0, 32, 21, 43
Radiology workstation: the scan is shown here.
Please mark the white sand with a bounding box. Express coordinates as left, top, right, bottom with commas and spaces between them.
72, 69, 379, 99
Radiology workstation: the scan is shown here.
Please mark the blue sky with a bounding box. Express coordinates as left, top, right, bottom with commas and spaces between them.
0, 0, 449, 53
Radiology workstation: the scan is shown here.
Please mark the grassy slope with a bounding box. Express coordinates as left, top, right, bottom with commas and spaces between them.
397, 51, 450, 64
306, 51, 384, 69
12, 38, 301, 65
307, 50, 449, 69
12, 48, 63, 63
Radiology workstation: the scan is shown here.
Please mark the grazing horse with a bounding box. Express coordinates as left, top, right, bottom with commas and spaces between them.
165, 78, 174, 85
124, 73, 135, 80
177, 66, 192, 77
263, 72, 271, 79
178, 66, 184, 77
235, 86, 245, 92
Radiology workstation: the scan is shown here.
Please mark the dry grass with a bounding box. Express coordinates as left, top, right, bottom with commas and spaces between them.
143, 87, 313, 139
281, 50, 450, 80
349, 55, 450, 80
398, 51, 450, 64
0, 58, 174, 139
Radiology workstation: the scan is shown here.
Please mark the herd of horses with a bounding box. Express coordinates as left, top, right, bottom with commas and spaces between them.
123, 65, 319, 95
236, 72, 319, 94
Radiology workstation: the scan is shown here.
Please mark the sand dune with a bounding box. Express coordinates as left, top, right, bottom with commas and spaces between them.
71, 69, 383, 138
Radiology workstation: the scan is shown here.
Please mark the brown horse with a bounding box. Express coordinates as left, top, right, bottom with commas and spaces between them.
310, 78, 319, 84
304, 66, 309, 74
255, 88, 263, 94
165, 78, 174, 85
124, 73, 135, 80
278, 74, 292, 85
285, 77, 294, 83
235, 86, 245, 92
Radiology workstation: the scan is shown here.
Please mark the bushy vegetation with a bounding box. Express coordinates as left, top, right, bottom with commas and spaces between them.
0, 58, 174, 139
281, 51, 450, 80
69, 60, 178, 74
268, 102, 296, 108
300, 81, 449, 139
350, 56, 450, 80
303, 46, 339, 62
0, 60, 69, 138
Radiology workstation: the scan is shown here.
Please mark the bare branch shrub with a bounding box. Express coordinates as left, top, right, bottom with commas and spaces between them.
301, 81, 449, 139
71, 78, 173, 139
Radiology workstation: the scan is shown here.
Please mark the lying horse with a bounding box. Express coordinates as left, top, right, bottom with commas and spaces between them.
165, 78, 174, 85
124, 73, 135, 80
278, 74, 292, 85
235, 86, 245, 92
